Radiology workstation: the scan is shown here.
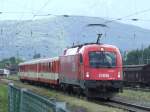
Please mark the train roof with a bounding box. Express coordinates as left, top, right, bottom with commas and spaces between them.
70, 43, 117, 49
19, 57, 59, 66
65, 44, 118, 55
83, 44, 118, 49
69, 42, 117, 48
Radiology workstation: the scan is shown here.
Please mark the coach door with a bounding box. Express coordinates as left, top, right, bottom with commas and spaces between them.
79, 54, 84, 80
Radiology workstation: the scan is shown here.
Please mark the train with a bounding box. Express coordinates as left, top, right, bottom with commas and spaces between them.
123, 64, 150, 87
19, 42, 123, 99
0, 69, 10, 78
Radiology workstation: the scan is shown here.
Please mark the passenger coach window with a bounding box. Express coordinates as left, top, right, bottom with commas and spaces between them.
89, 51, 116, 68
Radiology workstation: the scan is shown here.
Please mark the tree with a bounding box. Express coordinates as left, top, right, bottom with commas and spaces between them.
33, 53, 41, 59
124, 45, 150, 65
0, 57, 23, 68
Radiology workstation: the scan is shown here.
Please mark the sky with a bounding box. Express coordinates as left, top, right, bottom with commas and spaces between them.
0, 0, 150, 29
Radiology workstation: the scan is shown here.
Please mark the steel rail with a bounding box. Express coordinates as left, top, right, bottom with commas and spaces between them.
106, 98, 150, 112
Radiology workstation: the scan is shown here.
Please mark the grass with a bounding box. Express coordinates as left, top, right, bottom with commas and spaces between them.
7, 75, 19, 81
2, 76, 150, 111
2, 76, 125, 111
0, 84, 8, 112
12, 82, 125, 112
118, 89, 150, 102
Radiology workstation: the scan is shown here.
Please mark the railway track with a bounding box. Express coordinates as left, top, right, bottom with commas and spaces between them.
106, 98, 150, 112
2, 78, 150, 112
124, 87, 150, 92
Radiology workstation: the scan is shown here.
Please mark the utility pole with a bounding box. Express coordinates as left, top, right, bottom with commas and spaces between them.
141, 44, 144, 64
16, 50, 19, 64
31, 30, 33, 37
133, 32, 136, 40
1, 28, 3, 35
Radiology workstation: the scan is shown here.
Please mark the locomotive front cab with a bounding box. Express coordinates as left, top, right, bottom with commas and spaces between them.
80, 44, 123, 98
85, 51, 122, 80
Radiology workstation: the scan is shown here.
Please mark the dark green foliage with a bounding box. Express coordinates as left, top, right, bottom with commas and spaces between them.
0, 57, 23, 68
124, 45, 150, 65
33, 53, 41, 59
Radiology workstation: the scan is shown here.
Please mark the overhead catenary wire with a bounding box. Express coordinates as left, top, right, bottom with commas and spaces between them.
10, 0, 52, 35
104, 8, 150, 24
1, 2, 150, 23
16, 0, 53, 58
32, 0, 52, 20
0, 0, 52, 59
12, 0, 52, 39
2, 1, 150, 59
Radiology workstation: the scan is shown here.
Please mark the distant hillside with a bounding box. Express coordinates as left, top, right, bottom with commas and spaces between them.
0, 15, 150, 60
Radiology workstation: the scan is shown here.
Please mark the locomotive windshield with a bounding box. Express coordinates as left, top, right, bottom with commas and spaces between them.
89, 51, 116, 68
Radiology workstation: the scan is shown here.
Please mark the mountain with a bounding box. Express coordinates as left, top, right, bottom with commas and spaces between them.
0, 15, 150, 60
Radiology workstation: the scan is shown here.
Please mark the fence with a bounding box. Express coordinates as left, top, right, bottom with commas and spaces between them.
8, 83, 68, 112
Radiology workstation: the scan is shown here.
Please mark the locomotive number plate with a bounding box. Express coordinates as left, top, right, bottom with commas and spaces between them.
98, 74, 109, 78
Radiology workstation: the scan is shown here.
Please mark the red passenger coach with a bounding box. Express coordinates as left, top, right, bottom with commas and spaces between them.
19, 57, 59, 85
59, 43, 123, 98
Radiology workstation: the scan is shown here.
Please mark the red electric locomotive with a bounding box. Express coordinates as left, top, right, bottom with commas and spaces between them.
19, 35, 123, 99
59, 37, 123, 98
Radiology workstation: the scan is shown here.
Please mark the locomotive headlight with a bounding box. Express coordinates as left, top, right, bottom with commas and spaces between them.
100, 48, 104, 51
118, 72, 121, 78
86, 72, 90, 78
